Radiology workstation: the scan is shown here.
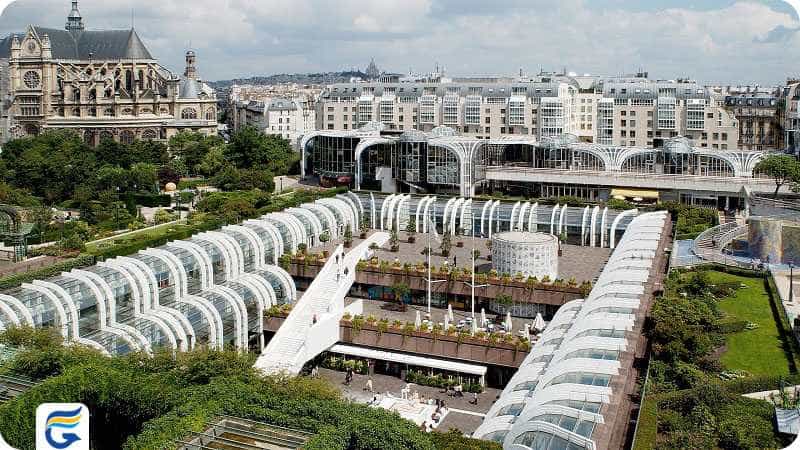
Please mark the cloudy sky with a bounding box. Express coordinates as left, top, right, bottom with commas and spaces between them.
0, 0, 798, 84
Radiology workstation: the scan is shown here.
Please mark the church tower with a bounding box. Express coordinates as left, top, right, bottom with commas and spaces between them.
184, 50, 197, 79
65, 0, 84, 32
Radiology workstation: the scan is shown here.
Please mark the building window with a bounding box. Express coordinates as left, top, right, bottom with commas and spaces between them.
18, 96, 40, 116
120, 130, 135, 145
141, 129, 158, 140
181, 108, 198, 119
23, 71, 41, 89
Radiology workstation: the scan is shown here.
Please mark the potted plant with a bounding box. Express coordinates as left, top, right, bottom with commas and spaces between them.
485, 240, 493, 261
360, 216, 369, 239
456, 240, 464, 248
406, 221, 416, 243
440, 232, 452, 257
389, 229, 400, 252
472, 249, 481, 260
344, 228, 353, 248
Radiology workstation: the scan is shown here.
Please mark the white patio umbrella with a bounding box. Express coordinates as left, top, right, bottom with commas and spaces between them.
443, 314, 450, 331
505, 312, 513, 332
481, 308, 487, 327
447, 304, 454, 322
471, 317, 478, 336
415, 310, 422, 330
533, 313, 545, 332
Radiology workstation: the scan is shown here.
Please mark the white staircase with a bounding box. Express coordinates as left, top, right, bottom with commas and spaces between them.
254, 232, 389, 375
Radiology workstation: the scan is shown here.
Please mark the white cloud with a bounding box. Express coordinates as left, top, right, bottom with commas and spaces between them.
0, 0, 797, 84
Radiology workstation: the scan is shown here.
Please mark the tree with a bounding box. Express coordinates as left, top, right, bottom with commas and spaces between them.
226, 126, 297, 174
391, 282, 410, 309
238, 168, 275, 192
440, 232, 452, 257
128, 163, 158, 193
168, 131, 223, 175
754, 154, 800, 198
212, 165, 242, 191
157, 165, 181, 188
198, 146, 228, 177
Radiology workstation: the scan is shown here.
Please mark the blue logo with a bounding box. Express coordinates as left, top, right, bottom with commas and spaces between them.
36, 403, 89, 450
44, 408, 82, 449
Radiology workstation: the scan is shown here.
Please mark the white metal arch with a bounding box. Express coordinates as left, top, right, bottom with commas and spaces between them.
609, 209, 639, 249
244, 219, 284, 264
62, 269, 147, 353
167, 240, 213, 290
118, 256, 191, 351
527, 202, 538, 232
299, 204, 337, 240
487, 200, 501, 238
99, 260, 179, 351
286, 208, 323, 243
0, 293, 34, 326
459, 199, 473, 236
550, 204, 560, 235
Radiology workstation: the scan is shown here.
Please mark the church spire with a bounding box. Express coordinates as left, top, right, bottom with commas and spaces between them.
65, 0, 84, 32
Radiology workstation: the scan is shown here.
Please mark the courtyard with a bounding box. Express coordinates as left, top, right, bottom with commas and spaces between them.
316, 367, 501, 435
309, 230, 611, 284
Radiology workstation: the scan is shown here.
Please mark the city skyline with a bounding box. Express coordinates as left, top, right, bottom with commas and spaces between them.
0, 0, 798, 85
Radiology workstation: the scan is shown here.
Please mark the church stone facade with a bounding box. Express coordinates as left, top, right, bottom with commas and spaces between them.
0, 1, 218, 145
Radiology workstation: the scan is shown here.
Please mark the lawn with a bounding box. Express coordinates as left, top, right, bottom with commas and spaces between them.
711, 271, 795, 376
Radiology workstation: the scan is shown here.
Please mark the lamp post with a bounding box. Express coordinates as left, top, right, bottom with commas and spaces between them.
790, 262, 795, 305
425, 201, 445, 314
463, 206, 488, 320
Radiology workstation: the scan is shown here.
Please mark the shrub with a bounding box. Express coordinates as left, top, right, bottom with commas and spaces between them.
0, 255, 95, 291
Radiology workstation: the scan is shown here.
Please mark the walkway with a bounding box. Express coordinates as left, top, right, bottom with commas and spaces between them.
255, 232, 389, 375
316, 368, 499, 435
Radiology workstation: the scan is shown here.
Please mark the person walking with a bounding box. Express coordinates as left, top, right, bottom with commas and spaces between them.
364, 377, 374, 393
470, 392, 478, 405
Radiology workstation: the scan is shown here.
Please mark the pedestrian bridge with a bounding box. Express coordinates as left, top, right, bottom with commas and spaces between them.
254, 232, 390, 375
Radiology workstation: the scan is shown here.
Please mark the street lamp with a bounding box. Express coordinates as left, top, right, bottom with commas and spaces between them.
790, 262, 795, 305
463, 208, 487, 320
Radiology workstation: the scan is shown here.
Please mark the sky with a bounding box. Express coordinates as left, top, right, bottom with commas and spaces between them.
0, 0, 798, 85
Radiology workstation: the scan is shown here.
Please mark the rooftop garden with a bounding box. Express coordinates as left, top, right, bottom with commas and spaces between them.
0, 325, 499, 450
633, 267, 799, 450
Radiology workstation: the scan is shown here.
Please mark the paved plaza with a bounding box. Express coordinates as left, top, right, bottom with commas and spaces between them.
316, 367, 500, 435
310, 230, 611, 283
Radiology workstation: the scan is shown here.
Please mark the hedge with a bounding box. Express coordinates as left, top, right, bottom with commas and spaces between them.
631, 393, 658, 450
88, 218, 225, 260
0, 327, 494, 450
131, 193, 171, 207
0, 254, 96, 290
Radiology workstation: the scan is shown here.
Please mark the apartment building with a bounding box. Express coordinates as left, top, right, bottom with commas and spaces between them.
231, 96, 316, 149
784, 79, 800, 154
715, 85, 783, 151
317, 73, 740, 150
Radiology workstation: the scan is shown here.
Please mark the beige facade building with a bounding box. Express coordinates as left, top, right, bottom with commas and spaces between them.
230, 93, 316, 149
317, 73, 740, 150
715, 85, 783, 151
0, 1, 217, 145
783, 79, 800, 153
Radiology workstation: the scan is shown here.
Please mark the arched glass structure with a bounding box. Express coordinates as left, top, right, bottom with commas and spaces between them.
0, 197, 360, 355
473, 211, 669, 450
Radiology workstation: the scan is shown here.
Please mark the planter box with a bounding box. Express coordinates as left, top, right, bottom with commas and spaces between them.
339, 321, 528, 368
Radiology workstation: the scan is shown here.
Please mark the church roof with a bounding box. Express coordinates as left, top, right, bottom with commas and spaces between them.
0, 27, 154, 60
